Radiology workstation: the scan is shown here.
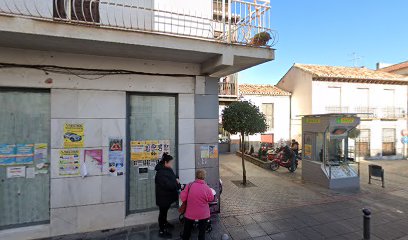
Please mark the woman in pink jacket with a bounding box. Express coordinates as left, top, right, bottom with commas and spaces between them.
180, 169, 215, 240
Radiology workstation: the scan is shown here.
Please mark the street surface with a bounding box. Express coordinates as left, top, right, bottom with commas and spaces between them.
46, 154, 408, 240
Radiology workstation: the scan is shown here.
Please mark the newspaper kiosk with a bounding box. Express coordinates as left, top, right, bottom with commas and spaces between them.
302, 114, 360, 189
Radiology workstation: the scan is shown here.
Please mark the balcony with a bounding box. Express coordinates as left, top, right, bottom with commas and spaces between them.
0, 0, 276, 47
325, 106, 350, 114
218, 74, 238, 102
0, 0, 276, 76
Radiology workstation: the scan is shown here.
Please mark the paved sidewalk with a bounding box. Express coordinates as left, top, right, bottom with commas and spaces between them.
219, 154, 408, 240
45, 155, 408, 240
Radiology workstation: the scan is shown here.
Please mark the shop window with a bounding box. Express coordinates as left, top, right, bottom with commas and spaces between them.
356, 129, 370, 157
382, 128, 396, 156
262, 103, 274, 131
53, 0, 100, 23
0, 89, 50, 229
127, 95, 176, 213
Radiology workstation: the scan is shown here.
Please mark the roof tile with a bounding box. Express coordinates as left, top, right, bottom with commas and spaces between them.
239, 84, 291, 96
295, 64, 408, 81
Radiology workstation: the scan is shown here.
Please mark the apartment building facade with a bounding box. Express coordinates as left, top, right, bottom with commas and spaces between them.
0, 0, 276, 239
238, 84, 291, 150
277, 64, 408, 160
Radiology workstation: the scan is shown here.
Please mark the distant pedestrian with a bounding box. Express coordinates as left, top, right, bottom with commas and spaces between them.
155, 153, 180, 238
181, 169, 215, 240
291, 139, 299, 156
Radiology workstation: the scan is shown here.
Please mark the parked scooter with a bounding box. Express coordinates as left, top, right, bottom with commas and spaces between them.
268, 146, 298, 172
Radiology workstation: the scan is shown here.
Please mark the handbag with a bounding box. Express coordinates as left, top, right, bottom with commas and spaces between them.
178, 183, 193, 214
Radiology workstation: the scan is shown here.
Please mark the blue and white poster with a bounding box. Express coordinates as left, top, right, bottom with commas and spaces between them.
0, 144, 16, 165
15, 144, 34, 165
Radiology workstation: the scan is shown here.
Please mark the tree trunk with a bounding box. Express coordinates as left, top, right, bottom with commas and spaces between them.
241, 132, 247, 185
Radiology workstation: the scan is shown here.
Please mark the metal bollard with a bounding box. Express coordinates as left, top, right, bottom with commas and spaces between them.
362, 208, 371, 240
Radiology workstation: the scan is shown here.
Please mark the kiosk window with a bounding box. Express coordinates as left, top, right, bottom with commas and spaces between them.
127, 95, 176, 213
0, 89, 50, 229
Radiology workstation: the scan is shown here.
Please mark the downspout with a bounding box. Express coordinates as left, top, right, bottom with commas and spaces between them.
289, 94, 292, 140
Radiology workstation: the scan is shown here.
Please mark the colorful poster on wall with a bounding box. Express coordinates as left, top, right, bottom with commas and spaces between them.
7, 166, 26, 178
149, 140, 159, 160
158, 140, 170, 158
131, 141, 145, 161
209, 145, 218, 159
200, 146, 210, 159
144, 140, 152, 160
63, 123, 84, 148
109, 138, 124, 176
59, 150, 80, 176
15, 144, 34, 165
34, 143, 49, 174
0, 144, 16, 165
304, 144, 312, 159
84, 149, 103, 170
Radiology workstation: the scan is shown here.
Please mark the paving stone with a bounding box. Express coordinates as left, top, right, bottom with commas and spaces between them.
243, 224, 267, 238
227, 226, 251, 240
269, 231, 307, 240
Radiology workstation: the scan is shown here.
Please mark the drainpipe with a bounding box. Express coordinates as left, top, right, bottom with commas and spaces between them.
289, 94, 292, 140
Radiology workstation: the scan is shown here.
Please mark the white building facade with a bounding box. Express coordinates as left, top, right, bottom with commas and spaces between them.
0, 1, 276, 239
277, 64, 408, 160
228, 84, 291, 152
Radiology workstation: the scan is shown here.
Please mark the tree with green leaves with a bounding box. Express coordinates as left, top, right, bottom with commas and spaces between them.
222, 101, 267, 185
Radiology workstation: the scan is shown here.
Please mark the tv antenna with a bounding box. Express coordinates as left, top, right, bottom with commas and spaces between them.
349, 52, 363, 67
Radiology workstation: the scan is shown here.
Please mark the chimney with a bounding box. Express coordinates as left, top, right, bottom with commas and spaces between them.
376, 62, 392, 70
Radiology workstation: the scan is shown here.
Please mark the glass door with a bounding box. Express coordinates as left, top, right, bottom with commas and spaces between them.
0, 89, 50, 229
127, 94, 176, 213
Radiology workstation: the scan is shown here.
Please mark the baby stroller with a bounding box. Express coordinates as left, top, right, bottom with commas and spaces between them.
179, 179, 223, 234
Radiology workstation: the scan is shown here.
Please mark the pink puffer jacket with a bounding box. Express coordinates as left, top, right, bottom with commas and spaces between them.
180, 179, 215, 220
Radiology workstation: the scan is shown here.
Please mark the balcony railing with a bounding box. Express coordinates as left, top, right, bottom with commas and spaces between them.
219, 82, 237, 96
325, 106, 350, 114
325, 106, 406, 119
0, 0, 277, 47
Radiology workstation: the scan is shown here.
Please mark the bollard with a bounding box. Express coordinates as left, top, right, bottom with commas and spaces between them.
362, 208, 371, 240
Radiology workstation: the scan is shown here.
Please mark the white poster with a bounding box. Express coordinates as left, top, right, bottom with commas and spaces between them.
7, 166, 26, 178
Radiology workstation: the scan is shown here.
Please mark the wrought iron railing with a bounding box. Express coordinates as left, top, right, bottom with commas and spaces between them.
0, 0, 277, 47
219, 82, 237, 96
325, 106, 350, 114
324, 106, 406, 119
354, 106, 405, 119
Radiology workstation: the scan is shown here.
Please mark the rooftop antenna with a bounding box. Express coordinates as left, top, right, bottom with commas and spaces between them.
349, 52, 363, 67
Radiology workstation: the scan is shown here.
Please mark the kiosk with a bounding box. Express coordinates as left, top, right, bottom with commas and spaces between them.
301, 114, 361, 189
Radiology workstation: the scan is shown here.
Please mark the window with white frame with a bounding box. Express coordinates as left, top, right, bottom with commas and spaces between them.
262, 103, 274, 132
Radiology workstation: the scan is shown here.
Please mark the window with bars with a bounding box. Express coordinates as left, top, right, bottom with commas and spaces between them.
382, 128, 396, 156
356, 129, 370, 157
262, 103, 274, 132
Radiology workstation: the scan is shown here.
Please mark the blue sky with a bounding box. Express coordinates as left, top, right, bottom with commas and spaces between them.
239, 0, 408, 84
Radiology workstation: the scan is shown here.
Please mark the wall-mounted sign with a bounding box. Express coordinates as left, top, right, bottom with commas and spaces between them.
336, 117, 355, 124
305, 118, 320, 124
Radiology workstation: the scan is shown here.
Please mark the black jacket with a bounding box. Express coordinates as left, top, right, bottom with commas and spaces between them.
155, 163, 179, 207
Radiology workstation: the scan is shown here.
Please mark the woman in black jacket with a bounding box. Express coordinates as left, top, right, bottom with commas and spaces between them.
155, 153, 179, 238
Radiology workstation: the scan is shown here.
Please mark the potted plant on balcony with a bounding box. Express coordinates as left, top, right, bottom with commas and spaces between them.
250, 31, 272, 46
